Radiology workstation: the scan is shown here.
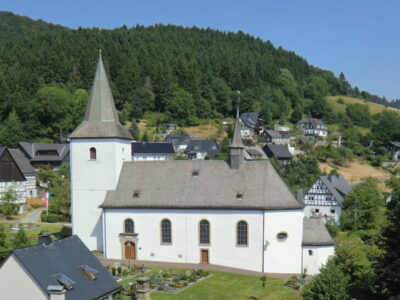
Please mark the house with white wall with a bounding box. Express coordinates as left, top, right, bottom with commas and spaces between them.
0, 235, 121, 300
132, 142, 175, 161
304, 174, 352, 222
69, 54, 334, 276
297, 118, 328, 137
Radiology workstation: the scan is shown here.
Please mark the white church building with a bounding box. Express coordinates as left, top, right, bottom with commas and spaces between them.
70, 54, 335, 275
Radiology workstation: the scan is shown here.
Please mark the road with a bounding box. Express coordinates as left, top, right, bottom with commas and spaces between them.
17, 208, 44, 223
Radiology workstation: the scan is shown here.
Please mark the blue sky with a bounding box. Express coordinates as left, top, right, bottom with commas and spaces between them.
2, 0, 400, 99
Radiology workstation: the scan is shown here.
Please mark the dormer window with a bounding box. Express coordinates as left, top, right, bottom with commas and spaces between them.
90, 147, 96, 160
54, 273, 75, 290
80, 265, 99, 280
236, 194, 243, 200
192, 171, 199, 177
133, 191, 139, 198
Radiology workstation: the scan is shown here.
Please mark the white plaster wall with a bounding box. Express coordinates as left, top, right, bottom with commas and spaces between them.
304, 205, 341, 223
0, 255, 47, 300
104, 209, 265, 272
302, 245, 335, 275
263, 210, 303, 274
70, 138, 131, 251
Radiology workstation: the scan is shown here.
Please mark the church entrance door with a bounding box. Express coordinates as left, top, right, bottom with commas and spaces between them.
124, 242, 135, 259
201, 249, 209, 263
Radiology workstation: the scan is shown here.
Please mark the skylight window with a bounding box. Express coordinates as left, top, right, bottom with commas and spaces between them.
192, 171, 199, 177
54, 273, 76, 290
236, 194, 243, 200
80, 265, 99, 280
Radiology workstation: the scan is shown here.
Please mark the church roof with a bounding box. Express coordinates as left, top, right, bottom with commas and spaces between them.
302, 218, 335, 246
100, 160, 304, 210
70, 54, 132, 140
230, 112, 244, 148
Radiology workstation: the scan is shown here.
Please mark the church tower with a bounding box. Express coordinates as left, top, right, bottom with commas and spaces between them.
229, 111, 245, 169
69, 53, 133, 251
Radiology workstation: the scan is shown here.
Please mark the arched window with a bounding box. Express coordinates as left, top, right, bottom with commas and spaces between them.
199, 220, 210, 244
237, 221, 248, 246
90, 147, 96, 160
161, 219, 172, 244
124, 219, 134, 233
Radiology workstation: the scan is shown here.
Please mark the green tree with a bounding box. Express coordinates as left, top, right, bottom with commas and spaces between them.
303, 76, 329, 101
129, 119, 140, 140
340, 181, 384, 230
302, 258, 350, 300
290, 105, 303, 124
13, 227, 29, 248
165, 89, 197, 126
375, 188, 400, 298
346, 103, 372, 128
0, 187, 19, 217
0, 224, 9, 262
0, 109, 26, 147
277, 69, 300, 106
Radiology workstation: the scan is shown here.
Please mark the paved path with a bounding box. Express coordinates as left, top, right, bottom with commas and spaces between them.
17, 208, 44, 223
100, 258, 296, 279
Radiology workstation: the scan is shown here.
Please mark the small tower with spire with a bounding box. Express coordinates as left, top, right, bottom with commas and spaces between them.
69, 52, 133, 251
229, 110, 245, 169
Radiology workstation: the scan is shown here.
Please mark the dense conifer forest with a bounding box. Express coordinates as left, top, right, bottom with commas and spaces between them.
0, 11, 397, 145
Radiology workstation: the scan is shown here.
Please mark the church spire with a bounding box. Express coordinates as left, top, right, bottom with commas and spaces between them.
229, 109, 245, 169
70, 53, 132, 140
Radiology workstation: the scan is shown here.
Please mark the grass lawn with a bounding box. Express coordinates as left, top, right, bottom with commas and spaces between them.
326, 96, 400, 115
119, 267, 301, 300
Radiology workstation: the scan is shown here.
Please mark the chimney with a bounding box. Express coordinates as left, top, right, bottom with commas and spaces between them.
38, 232, 52, 246
47, 285, 66, 300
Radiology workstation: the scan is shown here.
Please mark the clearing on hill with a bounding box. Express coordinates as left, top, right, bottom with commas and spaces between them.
327, 96, 400, 115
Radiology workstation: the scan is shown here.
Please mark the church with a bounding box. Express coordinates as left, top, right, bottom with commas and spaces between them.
69, 54, 335, 275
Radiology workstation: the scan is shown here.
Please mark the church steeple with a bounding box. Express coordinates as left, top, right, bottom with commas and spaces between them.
229, 109, 245, 169
70, 52, 133, 140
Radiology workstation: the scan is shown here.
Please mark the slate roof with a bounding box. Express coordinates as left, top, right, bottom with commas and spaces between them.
132, 142, 175, 155
164, 134, 191, 148
263, 144, 293, 160
185, 140, 221, 158
244, 146, 268, 160
302, 218, 335, 246
101, 160, 304, 210
8, 149, 35, 174
18, 142, 70, 162
319, 174, 352, 205
297, 118, 327, 128
240, 112, 259, 128
0, 147, 5, 157
70, 54, 132, 140
231, 113, 245, 148
264, 130, 283, 139
9, 235, 121, 300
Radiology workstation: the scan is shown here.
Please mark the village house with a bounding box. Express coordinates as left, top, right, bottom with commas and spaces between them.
387, 141, 400, 161
0, 147, 37, 212
18, 142, 70, 169
262, 130, 290, 145
297, 118, 328, 137
0, 235, 121, 300
240, 112, 263, 137
262, 144, 293, 165
164, 134, 192, 152
303, 174, 352, 222
184, 139, 221, 159
132, 142, 175, 161
69, 54, 334, 276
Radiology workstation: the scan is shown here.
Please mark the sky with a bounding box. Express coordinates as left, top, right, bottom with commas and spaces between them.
1, 0, 400, 100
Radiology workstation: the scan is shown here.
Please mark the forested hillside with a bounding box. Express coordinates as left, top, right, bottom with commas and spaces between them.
0, 11, 395, 145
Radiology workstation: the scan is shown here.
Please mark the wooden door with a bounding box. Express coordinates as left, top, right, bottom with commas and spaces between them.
124, 242, 135, 259
201, 249, 209, 263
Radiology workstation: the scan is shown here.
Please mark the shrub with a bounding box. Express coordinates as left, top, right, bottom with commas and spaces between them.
337, 98, 345, 104
111, 267, 116, 276
26, 198, 44, 209
117, 266, 122, 275
41, 213, 68, 223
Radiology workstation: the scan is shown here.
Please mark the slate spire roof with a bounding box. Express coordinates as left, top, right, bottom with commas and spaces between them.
230, 109, 244, 148
70, 52, 132, 140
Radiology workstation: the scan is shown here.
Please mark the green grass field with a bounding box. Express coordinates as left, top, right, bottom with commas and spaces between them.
326, 96, 400, 115
119, 267, 301, 300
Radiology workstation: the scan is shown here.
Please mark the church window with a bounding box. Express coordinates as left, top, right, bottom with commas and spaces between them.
90, 147, 97, 160
161, 219, 172, 244
124, 219, 134, 233
277, 232, 288, 241
237, 221, 248, 246
199, 220, 210, 244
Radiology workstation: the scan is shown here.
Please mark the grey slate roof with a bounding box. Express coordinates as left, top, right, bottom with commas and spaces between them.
303, 218, 335, 246
9, 235, 121, 300
101, 160, 304, 210
132, 142, 175, 155
297, 118, 327, 128
240, 112, 259, 128
319, 175, 352, 205
70, 54, 132, 140
18, 142, 70, 162
231, 114, 245, 148
244, 145, 268, 160
263, 144, 293, 160
0, 147, 5, 157
164, 134, 191, 148
8, 149, 35, 174
185, 140, 221, 158
264, 130, 283, 139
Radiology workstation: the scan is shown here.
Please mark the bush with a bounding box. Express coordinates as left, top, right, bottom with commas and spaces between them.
26, 198, 44, 209
337, 98, 345, 104
41, 212, 69, 223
